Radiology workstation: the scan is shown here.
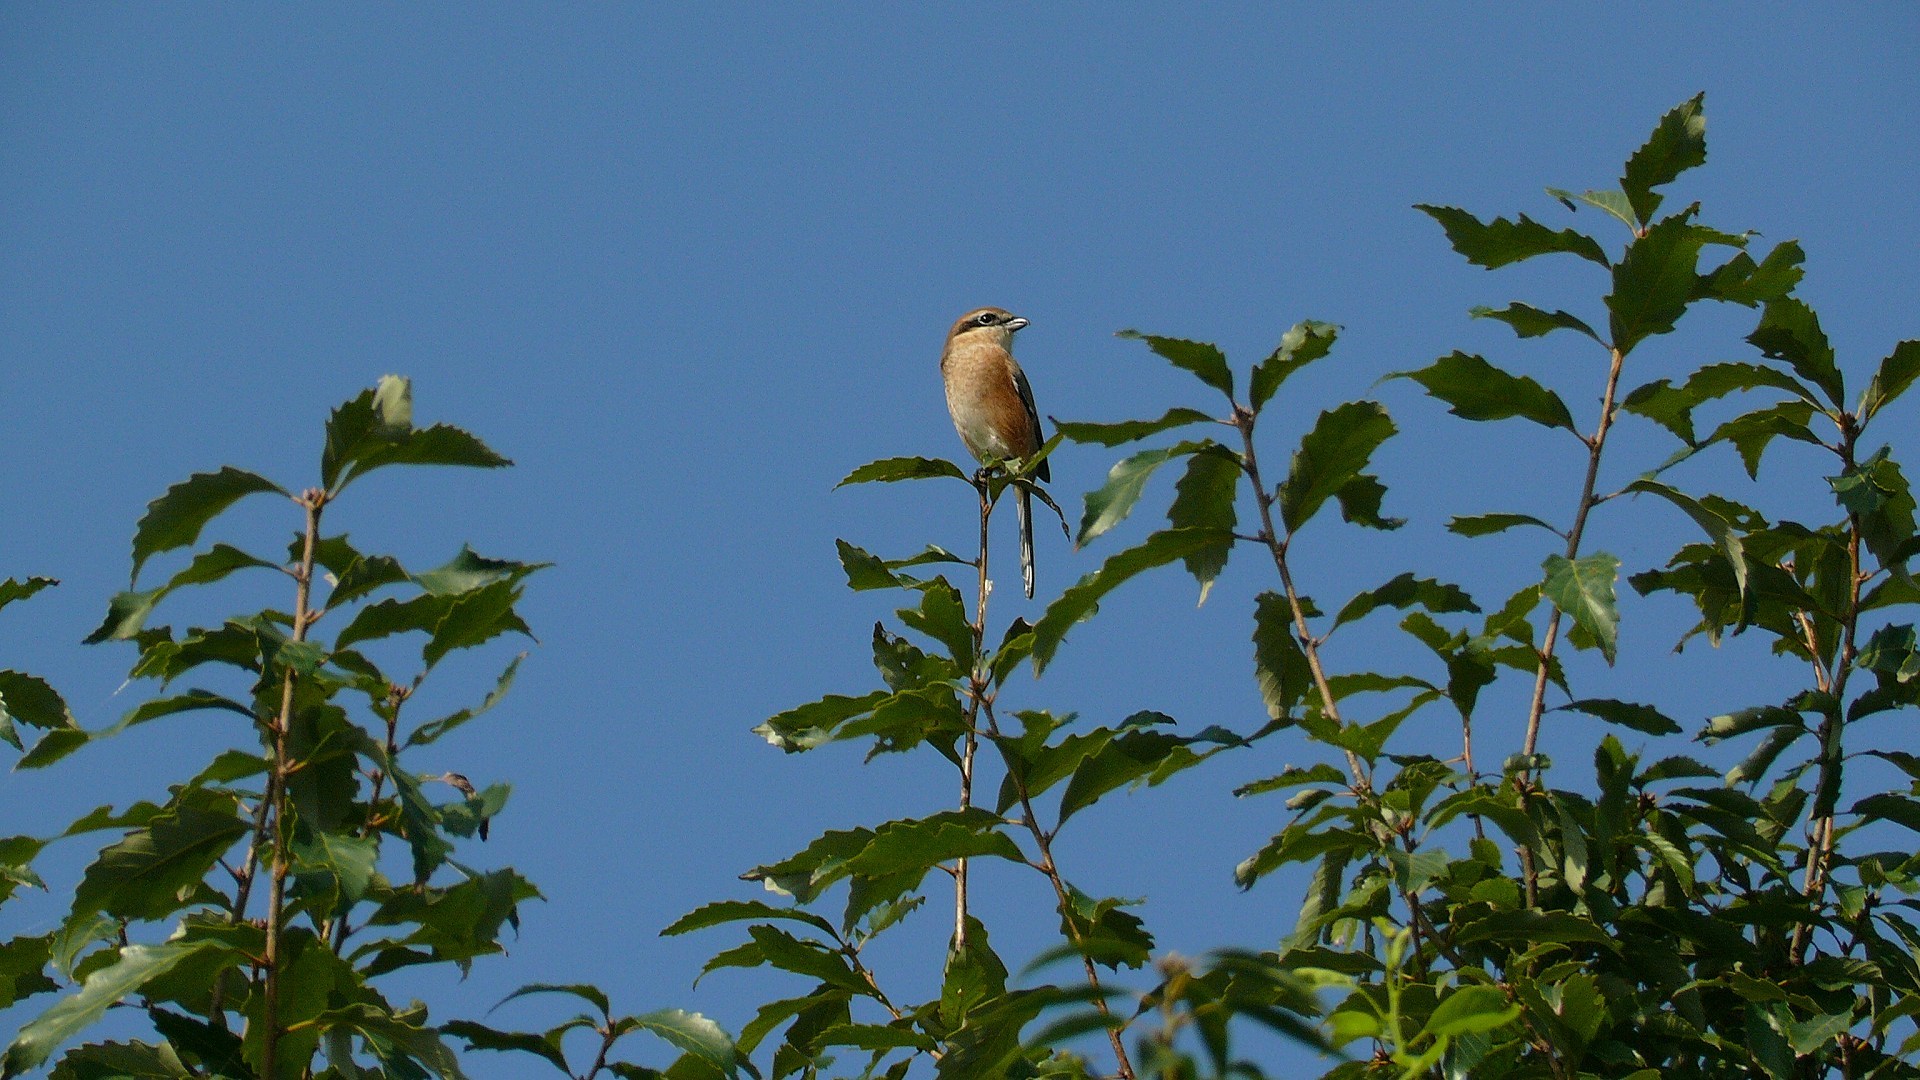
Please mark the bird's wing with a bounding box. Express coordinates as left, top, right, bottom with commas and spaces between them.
1011, 363, 1049, 483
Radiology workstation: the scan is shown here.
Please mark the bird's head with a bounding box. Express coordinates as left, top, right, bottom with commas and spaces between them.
947, 307, 1029, 349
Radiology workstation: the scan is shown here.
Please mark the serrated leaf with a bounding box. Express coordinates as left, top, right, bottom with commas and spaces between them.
613, 1010, 739, 1076
1621, 92, 1707, 225
1472, 303, 1602, 343
1542, 553, 1621, 664
1416, 205, 1609, 269
1278, 401, 1397, 532
1116, 331, 1233, 398
1748, 297, 1843, 407
1031, 528, 1233, 674
2, 942, 220, 1077
1707, 400, 1821, 479
1396, 353, 1576, 433
1076, 442, 1206, 548
1250, 320, 1339, 411
1560, 699, 1681, 736
128, 468, 286, 585
660, 900, 837, 938
1626, 479, 1747, 602
0, 671, 76, 732
1622, 361, 1822, 446
1165, 446, 1241, 600
423, 580, 528, 669
70, 789, 248, 922
1608, 213, 1730, 356
413, 546, 548, 596
1861, 340, 1920, 423
1332, 573, 1478, 632
1052, 407, 1215, 448
1447, 513, 1561, 538
441, 1020, 571, 1075
493, 982, 611, 1019
0, 577, 55, 616
1545, 187, 1638, 231
836, 456, 970, 487
1252, 592, 1311, 722
1696, 239, 1805, 307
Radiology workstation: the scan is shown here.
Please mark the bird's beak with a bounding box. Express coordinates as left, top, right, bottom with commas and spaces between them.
1006, 317, 1030, 332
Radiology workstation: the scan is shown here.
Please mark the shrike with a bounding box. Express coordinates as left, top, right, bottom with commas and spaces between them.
940, 307, 1047, 598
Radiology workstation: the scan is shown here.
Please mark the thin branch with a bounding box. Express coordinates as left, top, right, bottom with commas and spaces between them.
1231, 404, 1371, 794
954, 473, 993, 952
263, 489, 325, 1080
981, 697, 1136, 1080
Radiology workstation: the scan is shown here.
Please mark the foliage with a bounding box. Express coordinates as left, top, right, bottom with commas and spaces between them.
682, 94, 1920, 1078
0, 378, 722, 1079
6, 95, 1918, 1080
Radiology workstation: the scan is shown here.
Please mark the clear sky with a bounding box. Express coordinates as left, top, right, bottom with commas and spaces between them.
3, 5, 1917, 1074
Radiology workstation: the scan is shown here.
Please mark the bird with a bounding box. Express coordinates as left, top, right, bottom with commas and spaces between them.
941, 306, 1048, 598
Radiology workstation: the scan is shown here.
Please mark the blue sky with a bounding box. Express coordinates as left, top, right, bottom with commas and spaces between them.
3, 6, 1917, 1074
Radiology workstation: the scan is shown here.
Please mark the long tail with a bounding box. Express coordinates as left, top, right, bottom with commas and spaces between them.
1017, 484, 1036, 599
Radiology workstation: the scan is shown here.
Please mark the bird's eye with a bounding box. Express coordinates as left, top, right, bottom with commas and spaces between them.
976, 312, 996, 326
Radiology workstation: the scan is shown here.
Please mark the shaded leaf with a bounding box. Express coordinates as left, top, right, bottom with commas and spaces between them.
1749, 297, 1843, 407
1560, 699, 1681, 736
1861, 340, 1920, 423
1278, 401, 1397, 532
0, 577, 55, 615
1620, 92, 1707, 224
835, 457, 969, 488
1076, 442, 1207, 548
1116, 331, 1232, 398
1052, 407, 1215, 448
1165, 445, 1241, 601
2, 942, 220, 1077
1395, 353, 1576, 433
1608, 212, 1732, 356
129, 468, 286, 584
1472, 303, 1603, 343
1250, 321, 1339, 412
1332, 573, 1478, 632
1447, 513, 1561, 538
1416, 205, 1609, 269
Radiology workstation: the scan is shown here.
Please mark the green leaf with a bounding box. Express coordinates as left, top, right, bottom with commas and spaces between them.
1052, 407, 1215, 448
1560, 699, 1681, 736
1620, 92, 1707, 225
1454, 910, 1615, 947
753, 691, 888, 753
1708, 400, 1822, 479
612, 1010, 739, 1077
836, 541, 903, 591
322, 377, 412, 489
1622, 361, 1822, 446
1278, 401, 1397, 532
660, 900, 837, 939
1424, 985, 1522, 1039
1332, 573, 1478, 632
1415, 205, 1609, 269
0, 671, 76, 733
1542, 552, 1621, 664
844, 809, 1024, 879
1545, 187, 1638, 231
82, 588, 164, 645
1861, 340, 1920, 423
1471, 303, 1603, 344
1252, 592, 1312, 722
1696, 239, 1805, 306
1031, 528, 1234, 674
494, 982, 612, 1019
1076, 442, 1206, 548
1748, 297, 1843, 407
1250, 321, 1339, 412
1625, 479, 1747, 602
1395, 353, 1576, 433
0, 935, 56, 1010
898, 580, 972, 670
1607, 213, 1729, 356
1116, 331, 1233, 399
70, 788, 248, 922
0, 577, 56, 615
290, 830, 379, 909
407, 653, 524, 746
128, 467, 286, 585
413, 546, 548, 596
1165, 446, 1241, 601
423, 580, 528, 668
441, 1020, 571, 1075
3, 942, 220, 1077
836, 456, 970, 487
1447, 513, 1562, 539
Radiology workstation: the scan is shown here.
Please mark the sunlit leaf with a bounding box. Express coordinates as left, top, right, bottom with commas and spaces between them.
1542, 553, 1621, 664
1396, 353, 1576, 434
1116, 331, 1233, 399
